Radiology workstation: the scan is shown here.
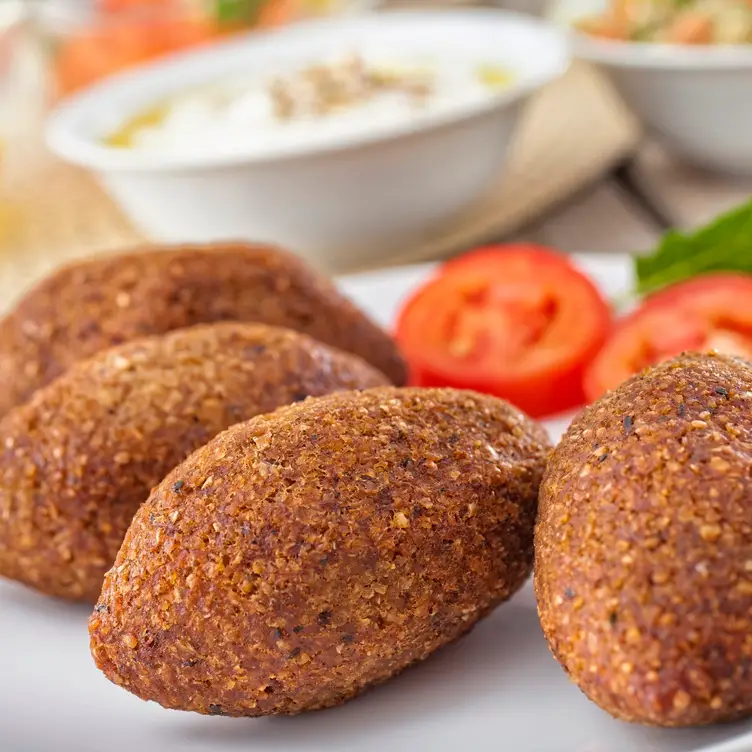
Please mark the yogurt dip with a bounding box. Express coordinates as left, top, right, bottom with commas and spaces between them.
106, 53, 514, 158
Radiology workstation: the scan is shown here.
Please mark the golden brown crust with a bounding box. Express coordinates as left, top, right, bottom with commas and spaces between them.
535, 352, 752, 727
90, 387, 550, 716
0, 323, 388, 602
0, 243, 406, 415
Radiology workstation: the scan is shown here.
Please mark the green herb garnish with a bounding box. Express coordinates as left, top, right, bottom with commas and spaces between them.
216, 0, 267, 26
634, 199, 752, 296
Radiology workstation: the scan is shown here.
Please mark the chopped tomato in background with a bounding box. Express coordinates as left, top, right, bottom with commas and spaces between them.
97, 0, 176, 12
53, 0, 301, 97
584, 273, 752, 401
54, 15, 223, 96
395, 244, 612, 419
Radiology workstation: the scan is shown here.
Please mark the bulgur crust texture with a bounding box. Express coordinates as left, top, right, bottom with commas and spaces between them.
0, 322, 388, 602
90, 387, 550, 716
535, 352, 752, 727
0, 243, 406, 415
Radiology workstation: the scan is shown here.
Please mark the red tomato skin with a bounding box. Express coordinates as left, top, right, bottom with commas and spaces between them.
639, 272, 752, 310
407, 359, 594, 420
583, 272, 752, 403
395, 244, 612, 419
440, 243, 566, 274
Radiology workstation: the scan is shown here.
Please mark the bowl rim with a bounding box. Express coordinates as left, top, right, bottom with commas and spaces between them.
572, 28, 752, 70
45, 8, 570, 174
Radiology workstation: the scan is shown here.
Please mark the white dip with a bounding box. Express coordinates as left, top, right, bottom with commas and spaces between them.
108, 53, 514, 157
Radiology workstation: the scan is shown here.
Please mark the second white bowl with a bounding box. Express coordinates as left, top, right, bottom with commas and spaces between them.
46, 10, 569, 270
573, 33, 752, 176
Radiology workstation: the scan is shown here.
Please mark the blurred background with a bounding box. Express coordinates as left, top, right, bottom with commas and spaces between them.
1, 0, 751, 294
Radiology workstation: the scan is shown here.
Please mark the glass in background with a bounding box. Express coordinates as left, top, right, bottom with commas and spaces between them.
0, 1, 32, 249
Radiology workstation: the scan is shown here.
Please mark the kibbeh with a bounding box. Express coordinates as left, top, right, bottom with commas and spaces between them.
90, 387, 550, 716
536, 352, 752, 727
0, 323, 388, 602
0, 243, 406, 415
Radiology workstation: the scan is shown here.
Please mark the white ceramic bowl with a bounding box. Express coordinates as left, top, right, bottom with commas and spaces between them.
572, 32, 752, 176
46, 10, 569, 270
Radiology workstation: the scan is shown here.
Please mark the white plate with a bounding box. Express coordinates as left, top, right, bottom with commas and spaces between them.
2, 253, 751, 752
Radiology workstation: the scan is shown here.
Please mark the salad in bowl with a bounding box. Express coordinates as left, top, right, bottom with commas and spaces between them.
576, 0, 752, 43
563, 0, 752, 174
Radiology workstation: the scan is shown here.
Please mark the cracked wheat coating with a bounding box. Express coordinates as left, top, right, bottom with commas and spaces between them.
535, 352, 752, 727
0, 323, 388, 602
0, 243, 406, 415
89, 387, 550, 716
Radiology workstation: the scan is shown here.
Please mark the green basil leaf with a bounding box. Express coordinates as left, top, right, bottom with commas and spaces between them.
634, 199, 752, 296
216, 0, 266, 25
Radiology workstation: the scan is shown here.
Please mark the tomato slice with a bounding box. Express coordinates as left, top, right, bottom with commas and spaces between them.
394, 245, 612, 418
584, 273, 752, 401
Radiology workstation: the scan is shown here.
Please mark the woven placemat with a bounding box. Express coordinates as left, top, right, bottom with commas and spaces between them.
0, 53, 640, 305
371, 61, 640, 271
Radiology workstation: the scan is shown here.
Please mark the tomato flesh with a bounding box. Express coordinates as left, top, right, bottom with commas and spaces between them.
584, 273, 752, 401
395, 245, 612, 418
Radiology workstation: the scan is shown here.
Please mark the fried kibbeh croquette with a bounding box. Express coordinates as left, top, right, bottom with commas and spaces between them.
0, 243, 406, 415
90, 387, 550, 716
0, 323, 389, 602
535, 352, 752, 727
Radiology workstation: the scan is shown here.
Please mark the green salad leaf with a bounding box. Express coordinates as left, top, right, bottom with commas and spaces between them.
216, 0, 267, 25
634, 199, 752, 296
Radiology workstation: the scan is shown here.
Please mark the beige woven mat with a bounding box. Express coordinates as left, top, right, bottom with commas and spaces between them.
0, 59, 640, 306
373, 61, 640, 271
